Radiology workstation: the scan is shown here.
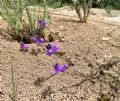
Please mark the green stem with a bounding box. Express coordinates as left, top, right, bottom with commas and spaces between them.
11, 58, 17, 101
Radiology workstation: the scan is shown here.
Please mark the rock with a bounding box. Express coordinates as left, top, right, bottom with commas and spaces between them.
96, 59, 104, 65
0, 75, 1, 82
0, 16, 3, 20
60, 26, 64, 29
101, 37, 110, 41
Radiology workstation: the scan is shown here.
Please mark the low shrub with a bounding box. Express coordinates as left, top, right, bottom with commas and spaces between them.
0, 0, 49, 43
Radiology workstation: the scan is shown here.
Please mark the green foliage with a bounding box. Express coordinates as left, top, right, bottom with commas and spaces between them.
37, 0, 72, 8
0, 0, 30, 36
105, 4, 114, 16
43, 0, 49, 21
0, 0, 49, 42
9, 62, 18, 101
98, 1, 120, 10
39, 0, 120, 10
48, 1, 63, 8
95, 1, 120, 16
1, 1, 21, 32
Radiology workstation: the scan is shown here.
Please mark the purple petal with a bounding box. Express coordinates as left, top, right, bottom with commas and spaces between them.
47, 49, 53, 56
38, 20, 46, 28
39, 38, 45, 43
46, 44, 52, 50
46, 44, 59, 56
52, 63, 63, 74
61, 64, 68, 72
52, 63, 68, 74
23, 44, 29, 49
20, 42, 24, 49
20, 42, 28, 49
33, 35, 38, 43
52, 44, 59, 53
33, 35, 39, 45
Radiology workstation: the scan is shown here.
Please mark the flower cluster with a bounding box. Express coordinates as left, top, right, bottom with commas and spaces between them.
52, 63, 68, 74
30, 35, 45, 46
19, 20, 68, 74
45, 44, 59, 56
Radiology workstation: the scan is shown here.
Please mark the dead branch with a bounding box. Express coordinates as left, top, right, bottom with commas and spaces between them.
91, 57, 120, 79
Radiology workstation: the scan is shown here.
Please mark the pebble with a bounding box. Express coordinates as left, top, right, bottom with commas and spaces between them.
60, 26, 64, 29
101, 37, 110, 41
0, 75, 1, 82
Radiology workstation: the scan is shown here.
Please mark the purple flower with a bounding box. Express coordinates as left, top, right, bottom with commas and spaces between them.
39, 38, 45, 43
30, 35, 45, 46
46, 44, 52, 49
33, 35, 39, 45
52, 63, 68, 74
31, 35, 39, 46
38, 20, 46, 28
47, 49, 53, 56
45, 44, 59, 56
20, 42, 28, 50
52, 44, 59, 52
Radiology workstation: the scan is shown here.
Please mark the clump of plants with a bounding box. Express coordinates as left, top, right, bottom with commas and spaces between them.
105, 5, 113, 16
19, 18, 69, 73
0, 0, 51, 43
11, 24, 69, 101
2, 1, 69, 101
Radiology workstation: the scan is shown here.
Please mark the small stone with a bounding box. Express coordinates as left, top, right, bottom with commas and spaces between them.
0, 16, 3, 20
0, 75, 1, 82
104, 55, 112, 60
96, 59, 104, 65
101, 37, 110, 41
60, 26, 64, 29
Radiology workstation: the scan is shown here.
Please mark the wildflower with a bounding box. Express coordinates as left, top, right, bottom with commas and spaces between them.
38, 20, 46, 28
33, 35, 38, 45
39, 38, 45, 43
52, 44, 59, 52
52, 63, 68, 74
20, 42, 28, 50
30, 35, 45, 45
46, 44, 52, 49
45, 44, 59, 56
30, 35, 40, 46
46, 48, 53, 56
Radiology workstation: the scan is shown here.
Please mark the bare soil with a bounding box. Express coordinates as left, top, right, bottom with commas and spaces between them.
1, 8, 120, 101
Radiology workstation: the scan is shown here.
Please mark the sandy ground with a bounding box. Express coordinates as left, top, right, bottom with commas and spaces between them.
1, 8, 120, 101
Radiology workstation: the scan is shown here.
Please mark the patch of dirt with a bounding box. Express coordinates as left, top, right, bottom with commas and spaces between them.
1, 8, 120, 101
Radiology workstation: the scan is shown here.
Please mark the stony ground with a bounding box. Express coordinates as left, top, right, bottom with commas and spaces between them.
1, 8, 120, 101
